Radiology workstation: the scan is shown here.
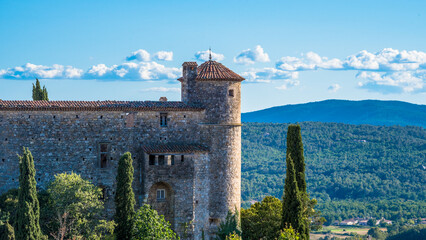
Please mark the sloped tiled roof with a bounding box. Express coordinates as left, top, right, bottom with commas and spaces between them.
182, 62, 198, 66
196, 60, 245, 81
141, 143, 208, 154
0, 100, 204, 111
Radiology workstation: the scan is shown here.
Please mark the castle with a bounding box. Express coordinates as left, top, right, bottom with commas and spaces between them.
0, 59, 244, 239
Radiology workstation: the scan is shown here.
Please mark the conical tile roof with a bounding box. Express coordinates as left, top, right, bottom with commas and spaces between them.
195, 60, 245, 81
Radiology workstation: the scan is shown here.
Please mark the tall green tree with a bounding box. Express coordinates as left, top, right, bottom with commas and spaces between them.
114, 152, 136, 240
286, 125, 306, 193
32, 79, 49, 101
282, 153, 305, 239
15, 147, 43, 240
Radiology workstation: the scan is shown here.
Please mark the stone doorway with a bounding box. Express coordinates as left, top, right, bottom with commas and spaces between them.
147, 182, 175, 229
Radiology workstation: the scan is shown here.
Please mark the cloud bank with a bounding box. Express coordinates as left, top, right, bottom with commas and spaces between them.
0, 49, 179, 81
194, 50, 225, 61
234, 45, 270, 65
275, 48, 426, 93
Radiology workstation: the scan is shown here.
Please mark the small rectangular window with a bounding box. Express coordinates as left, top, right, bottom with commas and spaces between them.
100, 143, 110, 168
158, 155, 165, 165
171, 155, 175, 165
149, 155, 155, 165
160, 113, 168, 127
157, 189, 165, 200
228, 89, 234, 97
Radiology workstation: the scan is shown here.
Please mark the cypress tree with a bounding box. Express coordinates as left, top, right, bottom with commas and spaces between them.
32, 79, 48, 101
286, 125, 306, 192
282, 153, 305, 238
114, 152, 136, 240
285, 125, 310, 239
0, 221, 16, 240
15, 147, 42, 240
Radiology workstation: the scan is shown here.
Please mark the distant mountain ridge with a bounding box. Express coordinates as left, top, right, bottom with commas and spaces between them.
242, 100, 426, 128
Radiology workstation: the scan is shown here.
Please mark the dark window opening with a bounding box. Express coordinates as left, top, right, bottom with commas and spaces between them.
100, 115, 103, 119
181, 155, 184, 162
190, 67, 194, 70
58, 138, 61, 141
37, 178, 40, 181
171, 155, 175, 165
28, 115, 31, 118
229, 89, 234, 97
53, 116, 56, 119
101, 154, 108, 168
82, 158, 85, 161
100, 143, 110, 168
157, 189, 165, 201
100, 143, 108, 152
5, 138, 7, 141
149, 155, 155, 165
160, 113, 168, 127
158, 155, 165, 165
76, 115, 79, 118
2, 159, 5, 162
89, 148, 92, 151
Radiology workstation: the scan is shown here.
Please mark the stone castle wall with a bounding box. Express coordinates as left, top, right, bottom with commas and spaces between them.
0, 110, 205, 218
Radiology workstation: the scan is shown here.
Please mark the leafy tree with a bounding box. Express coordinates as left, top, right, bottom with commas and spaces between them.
0, 221, 15, 240
32, 79, 49, 101
0, 189, 18, 225
386, 224, 426, 240
225, 232, 241, 240
15, 147, 43, 240
277, 226, 300, 240
241, 196, 282, 240
367, 218, 375, 226
282, 153, 306, 239
133, 204, 178, 240
114, 152, 136, 240
216, 210, 241, 240
367, 227, 386, 240
47, 172, 114, 239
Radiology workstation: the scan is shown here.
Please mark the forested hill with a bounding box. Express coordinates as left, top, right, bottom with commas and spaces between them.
241, 122, 426, 222
242, 100, 426, 128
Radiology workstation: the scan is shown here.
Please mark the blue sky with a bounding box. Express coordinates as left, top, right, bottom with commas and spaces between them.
0, 0, 425, 112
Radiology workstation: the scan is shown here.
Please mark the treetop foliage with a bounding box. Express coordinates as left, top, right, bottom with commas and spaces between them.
32, 79, 49, 101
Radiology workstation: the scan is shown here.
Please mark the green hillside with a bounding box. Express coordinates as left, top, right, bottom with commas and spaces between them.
241, 122, 426, 222
242, 100, 426, 128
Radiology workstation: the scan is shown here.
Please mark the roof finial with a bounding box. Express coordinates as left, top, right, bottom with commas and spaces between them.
209, 47, 212, 61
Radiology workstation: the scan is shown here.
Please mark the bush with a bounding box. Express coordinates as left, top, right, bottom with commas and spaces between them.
133, 204, 178, 240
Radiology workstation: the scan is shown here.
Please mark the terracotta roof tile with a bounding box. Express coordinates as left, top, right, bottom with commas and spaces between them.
141, 143, 208, 154
0, 100, 204, 112
196, 60, 245, 82
182, 62, 198, 66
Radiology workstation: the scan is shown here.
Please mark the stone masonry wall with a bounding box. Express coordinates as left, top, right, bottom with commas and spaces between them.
0, 110, 205, 218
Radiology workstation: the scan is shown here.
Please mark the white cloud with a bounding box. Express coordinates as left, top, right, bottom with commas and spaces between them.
194, 50, 225, 61
241, 68, 298, 83
328, 84, 341, 92
154, 51, 173, 61
234, 45, 270, 65
276, 48, 426, 72
126, 49, 151, 61
276, 79, 300, 90
276, 52, 343, 71
0, 63, 83, 79
84, 62, 180, 81
357, 71, 424, 93
141, 87, 180, 92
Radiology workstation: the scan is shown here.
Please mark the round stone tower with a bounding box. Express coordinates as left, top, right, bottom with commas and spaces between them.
179, 59, 244, 235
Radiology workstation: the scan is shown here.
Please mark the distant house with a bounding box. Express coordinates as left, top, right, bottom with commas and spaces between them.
340, 219, 358, 225
382, 220, 392, 225
358, 220, 369, 226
